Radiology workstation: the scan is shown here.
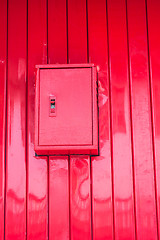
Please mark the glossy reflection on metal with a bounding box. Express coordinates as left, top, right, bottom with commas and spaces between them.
6, 0, 27, 239
70, 156, 91, 240
147, 0, 160, 238
27, 0, 48, 239
67, 1, 92, 239
0, 0, 7, 239
0, 0, 160, 239
127, 0, 158, 239
48, 1, 69, 240
49, 157, 69, 240
107, 0, 136, 239
88, 0, 114, 239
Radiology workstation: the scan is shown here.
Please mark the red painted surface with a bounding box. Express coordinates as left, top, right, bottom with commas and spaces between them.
67, 1, 92, 238
68, 0, 88, 63
0, 0, 7, 239
88, 0, 114, 239
107, 0, 136, 239
48, 1, 70, 240
27, 0, 48, 239
0, 0, 160, 239
35, 64, 98, 155
127, 0, 158, 239
147, 0, 160, 238
147, 1, 160, 238
70, 156, 91, 240
49, 156, 69, 240
6, 0, 27, 239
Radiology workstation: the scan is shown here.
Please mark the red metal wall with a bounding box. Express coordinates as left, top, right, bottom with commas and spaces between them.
0, 0, 160, 239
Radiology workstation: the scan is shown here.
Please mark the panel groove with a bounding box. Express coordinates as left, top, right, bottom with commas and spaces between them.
26, 0, 28, 239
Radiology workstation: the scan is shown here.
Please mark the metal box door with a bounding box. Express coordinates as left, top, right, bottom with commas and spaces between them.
35, 64, 98, 155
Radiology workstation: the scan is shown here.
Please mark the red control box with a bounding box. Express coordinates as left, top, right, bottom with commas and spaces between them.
34, 64, 98, 155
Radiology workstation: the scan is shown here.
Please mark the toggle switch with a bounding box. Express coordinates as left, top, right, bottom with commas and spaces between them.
49, 96, 56, 117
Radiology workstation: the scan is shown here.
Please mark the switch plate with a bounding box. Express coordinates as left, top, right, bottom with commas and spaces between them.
49, 96, 56, 117
34, 64, 98, 155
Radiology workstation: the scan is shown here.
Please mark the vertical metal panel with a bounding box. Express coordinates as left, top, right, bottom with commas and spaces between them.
0, 0, 7, 239
107, 0, 136, 239
87, 0, 114, 239
127, 0, 158, 239
48, 1, 69, 239
49, 157, 69, 240
68, 0, 88, 63
67, 1, 91, 239
27, 0, 48, 239
70, 156, 91, 240
5, 0, 27, 238
48, 0, 67, 64
147, 0, 160, 238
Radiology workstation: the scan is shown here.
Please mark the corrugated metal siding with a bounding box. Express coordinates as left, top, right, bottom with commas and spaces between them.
0, 0, 160, 239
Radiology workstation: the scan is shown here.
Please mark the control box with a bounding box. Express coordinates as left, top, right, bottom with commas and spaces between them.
34, 64, 98, 155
